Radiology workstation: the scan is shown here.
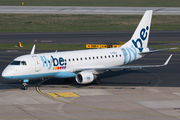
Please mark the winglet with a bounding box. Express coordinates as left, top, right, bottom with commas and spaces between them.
30, 45, 36, 54
164, 54, 173, 66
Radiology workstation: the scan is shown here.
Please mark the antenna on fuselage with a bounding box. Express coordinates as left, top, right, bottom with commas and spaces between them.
30, 45, 36, 54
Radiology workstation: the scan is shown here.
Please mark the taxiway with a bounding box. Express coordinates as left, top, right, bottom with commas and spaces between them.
0, 51, 180, 120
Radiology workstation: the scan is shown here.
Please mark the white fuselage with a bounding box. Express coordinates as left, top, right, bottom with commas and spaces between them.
2, 47, 143, 80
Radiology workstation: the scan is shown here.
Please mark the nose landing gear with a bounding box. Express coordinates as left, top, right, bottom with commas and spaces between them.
22, 83, 28, 90
21, 79, 29, 90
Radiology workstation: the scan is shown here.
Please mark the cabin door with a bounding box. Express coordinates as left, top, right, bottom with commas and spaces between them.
32, 56, 41, 72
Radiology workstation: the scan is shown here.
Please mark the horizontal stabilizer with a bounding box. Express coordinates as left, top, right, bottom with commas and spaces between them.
140, 47, 177, 54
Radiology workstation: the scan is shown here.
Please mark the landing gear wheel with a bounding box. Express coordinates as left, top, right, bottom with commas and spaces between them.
24, 85, 28, 90
94, 78, 101, 85
21, 83, 28, 90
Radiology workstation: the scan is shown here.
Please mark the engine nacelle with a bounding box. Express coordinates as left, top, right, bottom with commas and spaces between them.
75, 71, 96, 84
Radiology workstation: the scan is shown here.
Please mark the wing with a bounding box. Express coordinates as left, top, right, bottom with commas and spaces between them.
70, 54, 173, 73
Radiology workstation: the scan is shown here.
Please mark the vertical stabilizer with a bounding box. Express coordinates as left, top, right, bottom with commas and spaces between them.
121, 10, 153, 53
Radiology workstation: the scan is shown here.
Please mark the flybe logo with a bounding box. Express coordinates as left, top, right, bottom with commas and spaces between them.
122, 45, 137, 65
40, 56, 67, 70
132, 26, 149, 52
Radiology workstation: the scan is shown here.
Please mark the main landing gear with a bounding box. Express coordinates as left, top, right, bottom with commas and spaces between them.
94, 78, 101, 85
21, 79, 29, 90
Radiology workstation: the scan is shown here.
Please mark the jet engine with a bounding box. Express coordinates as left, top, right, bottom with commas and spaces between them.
75, 71, 97, 84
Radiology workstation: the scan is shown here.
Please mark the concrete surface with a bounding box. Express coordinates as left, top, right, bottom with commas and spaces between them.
0, 6, 180, 15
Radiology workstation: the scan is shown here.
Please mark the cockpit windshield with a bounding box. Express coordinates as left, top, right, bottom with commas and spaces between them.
10, 61, 20, 65
21, 61, 27, 65
10, 61, 27, 65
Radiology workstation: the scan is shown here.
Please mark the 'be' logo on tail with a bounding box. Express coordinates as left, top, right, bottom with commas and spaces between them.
132, 26, 149, 52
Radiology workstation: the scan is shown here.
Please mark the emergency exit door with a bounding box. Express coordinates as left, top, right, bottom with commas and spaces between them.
32, 56, 40, 72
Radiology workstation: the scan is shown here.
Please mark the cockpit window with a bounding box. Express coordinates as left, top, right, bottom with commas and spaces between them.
21, 61, 27, 65
10, 61, 20, 65
10, 61, 27, 65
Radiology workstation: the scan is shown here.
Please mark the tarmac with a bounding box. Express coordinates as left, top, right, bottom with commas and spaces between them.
0, 6, 180, 15
0, 29, 180, 120
0, 5, 180, 120
0, 31, 180, 44
0, 50, 180, 120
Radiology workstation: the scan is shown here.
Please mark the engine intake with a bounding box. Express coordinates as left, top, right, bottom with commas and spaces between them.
75, 71, 96, 84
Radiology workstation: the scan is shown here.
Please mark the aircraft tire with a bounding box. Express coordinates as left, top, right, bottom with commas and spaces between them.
24, 85, 28, 90
94, 78, 101, 85
21, 85, 28, 90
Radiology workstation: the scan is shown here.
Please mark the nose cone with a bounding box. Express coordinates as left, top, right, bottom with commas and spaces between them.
2, 66, 13, 79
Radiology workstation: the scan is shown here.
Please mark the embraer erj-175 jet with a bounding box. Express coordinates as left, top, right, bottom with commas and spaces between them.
2, 10, 176, 90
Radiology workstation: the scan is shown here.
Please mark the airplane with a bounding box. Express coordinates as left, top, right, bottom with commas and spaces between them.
2, 10, 176, 90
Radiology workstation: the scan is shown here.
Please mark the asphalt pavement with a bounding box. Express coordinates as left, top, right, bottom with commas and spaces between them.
0, 31, 180, 44
0, 39, 180, 120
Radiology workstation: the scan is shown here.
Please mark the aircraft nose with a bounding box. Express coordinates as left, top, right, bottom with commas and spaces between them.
2, 69, 9, 78
1, 66, 13, 79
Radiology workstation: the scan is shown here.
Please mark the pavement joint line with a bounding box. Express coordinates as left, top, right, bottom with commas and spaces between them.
0, 88, 19, 93
0, 60, 11, 62
41, 85, 135, 89
0, 116, 143, 120
36, 79, 180, 118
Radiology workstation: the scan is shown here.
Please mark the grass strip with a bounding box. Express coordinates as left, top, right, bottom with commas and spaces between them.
0, 0, 180, 7
0, 14, 180, 33
0, 43, 179, 52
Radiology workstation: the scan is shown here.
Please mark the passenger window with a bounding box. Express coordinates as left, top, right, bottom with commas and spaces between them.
105, 56, 107, 58
116, 55, 118, 57
89, 57, 91, 60
77, 58, 78, 61
73, 58, 74, 61
44, 61, 46, 64
108, 55, 110, 58
80, 58, 82, 60
97, 56, 98, 59
119, 54, 121, 57
93, 57, 95, 59
69, 59, 71, 62
85, 57, 87, 60
101, 56, 103, 59
112, 55, 114, 57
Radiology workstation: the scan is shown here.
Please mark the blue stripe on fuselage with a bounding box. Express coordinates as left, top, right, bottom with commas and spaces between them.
3, 71, 77, 80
